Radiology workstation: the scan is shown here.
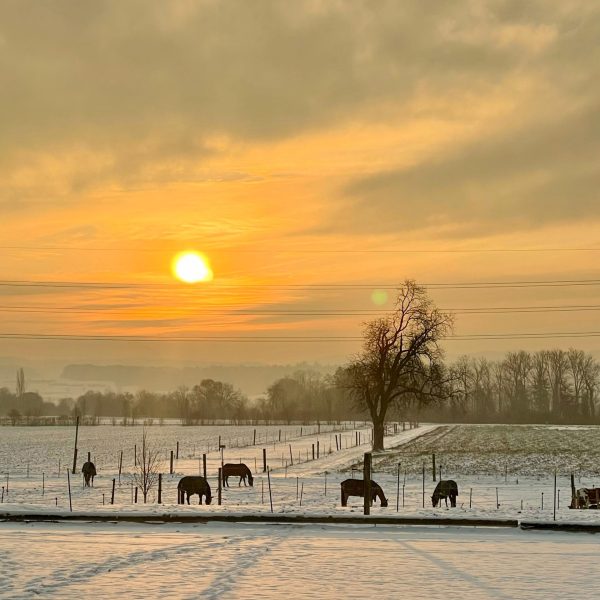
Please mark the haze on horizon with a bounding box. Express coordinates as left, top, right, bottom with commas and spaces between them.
1, 1, 599, 369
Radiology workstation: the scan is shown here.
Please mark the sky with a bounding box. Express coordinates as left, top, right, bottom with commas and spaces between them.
1, 0, 599, 368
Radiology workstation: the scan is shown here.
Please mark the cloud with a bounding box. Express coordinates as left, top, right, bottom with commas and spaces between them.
0, 0, 566, 195
341, 102, 600, 236
0, 0, 598, 238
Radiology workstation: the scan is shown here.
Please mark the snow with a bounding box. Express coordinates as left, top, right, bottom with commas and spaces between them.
3, 422, 600, 597
0, 521, 598, 599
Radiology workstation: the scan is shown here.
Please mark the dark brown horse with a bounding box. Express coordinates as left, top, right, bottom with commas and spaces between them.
81, 461, 97, 487
340, 478, 388, 507
177, 476, 212, 505
432, 480, 458, 507
222, 463, 254, 487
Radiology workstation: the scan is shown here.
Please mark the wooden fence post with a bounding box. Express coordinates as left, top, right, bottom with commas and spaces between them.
218, 468, 222, 505
71, 416, 79, 474
267, 468, 274, 513
67, 469, 73, 512
432, 453, 436, 482
262, 448, 267, 472
364, 452, 372, 516
170, 450, 174, 474
158, 473, 162, 504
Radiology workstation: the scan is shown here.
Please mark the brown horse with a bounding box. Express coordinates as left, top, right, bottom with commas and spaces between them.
340, 478, 388, 507
432, 480, 458, 507
177, 476, 212, 505
81, 461, 97, 487
222, 463, 254, 487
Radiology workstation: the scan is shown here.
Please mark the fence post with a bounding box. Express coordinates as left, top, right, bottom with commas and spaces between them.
67, 469, 73, 512
111, 478, 116, 505
71, 415, 79, 474
267, 468, 274, 513
158, 473, 162, 504
170, 450, 174, 474
118, 450, 123, 484
262, 448, 267, 472
396, 463, 401, 512
432, 453, 436, 482
363, 452, 372, 516
176, 441, 179, 460
218, 468, 222, 505
422, 463, 425, 508
553, 472, 557, 521
203, 454, 207, 479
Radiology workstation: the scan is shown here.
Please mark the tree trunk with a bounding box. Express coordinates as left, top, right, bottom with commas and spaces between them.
372, 418, 385, 451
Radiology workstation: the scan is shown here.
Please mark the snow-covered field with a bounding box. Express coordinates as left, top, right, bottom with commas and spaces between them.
3, 423, 600, 598
3, 423, 600, 524
1, 521, 598, 599
374, 424, 600, 477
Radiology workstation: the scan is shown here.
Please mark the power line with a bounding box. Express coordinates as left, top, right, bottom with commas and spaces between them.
1, 304, 600, 316
2, 245, 600, 253
1, 278, 600, 290
1, 331, 600, 343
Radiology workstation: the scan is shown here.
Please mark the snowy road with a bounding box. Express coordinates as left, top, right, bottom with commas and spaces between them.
1, 522, 598, 599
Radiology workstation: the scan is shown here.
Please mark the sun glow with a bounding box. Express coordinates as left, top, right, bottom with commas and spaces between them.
172, 251, 213, 283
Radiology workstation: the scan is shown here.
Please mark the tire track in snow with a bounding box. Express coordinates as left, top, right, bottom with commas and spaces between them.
396, 539, 512, 600
199, 526, 291, 600
0, 549, 21, 596
19, 532, 250, 597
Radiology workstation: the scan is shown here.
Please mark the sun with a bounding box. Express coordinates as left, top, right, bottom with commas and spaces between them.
172, 251, 213, 283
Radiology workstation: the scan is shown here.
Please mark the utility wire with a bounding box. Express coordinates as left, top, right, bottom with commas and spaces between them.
2, 331, 600, 343
2, 245, 600, 253
1, 278, 600, 290
1, 304, 600, 316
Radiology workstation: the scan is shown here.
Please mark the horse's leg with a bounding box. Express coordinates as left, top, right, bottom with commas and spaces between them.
239, 476, 242, 487
186, 492, 190, 505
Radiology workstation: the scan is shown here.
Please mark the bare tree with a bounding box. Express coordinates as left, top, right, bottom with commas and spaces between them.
530, 351, 549, 414
503, 351, 532, 416
567, 348, 586, 415
131, 429, 163, 503
16, 368, 25, 401
544, 350, 569, 416
341, 280, 454, 451
582, 354, 600, 417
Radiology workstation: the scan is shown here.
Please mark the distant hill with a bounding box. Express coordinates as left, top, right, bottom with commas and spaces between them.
61, 362, 337, 397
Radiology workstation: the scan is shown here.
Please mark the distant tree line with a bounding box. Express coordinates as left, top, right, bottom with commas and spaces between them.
0, 372, 362, 424
1, 348, 599, 427
421, 348, 600, 423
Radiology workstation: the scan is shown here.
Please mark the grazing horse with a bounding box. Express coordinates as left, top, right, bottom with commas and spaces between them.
340, 478, 388, 507
432, 480, 458, 507
222, 463, 254, 487
177, 476, 212, 505
81, 461, 97, 487
571, 487, 600, 509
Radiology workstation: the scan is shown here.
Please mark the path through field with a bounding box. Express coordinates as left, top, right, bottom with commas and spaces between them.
1, 521, 598, 599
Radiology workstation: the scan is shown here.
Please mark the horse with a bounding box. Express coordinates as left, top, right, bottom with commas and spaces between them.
432, 480, 458, 507
177, 476, 212, 505
340, 478, 388, 507
81, 461, 97, 487
222, 463, 254, 487
570, 487, 600, 509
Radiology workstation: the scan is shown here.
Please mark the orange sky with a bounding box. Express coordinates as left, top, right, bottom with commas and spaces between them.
1, 1, 599, 366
